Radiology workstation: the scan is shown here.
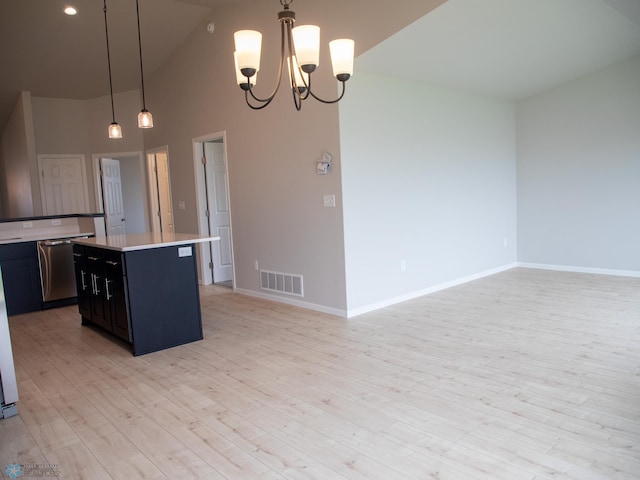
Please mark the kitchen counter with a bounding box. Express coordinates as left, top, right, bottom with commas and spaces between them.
72, 233, 219, 355
72, 232, 219, 251
0, 232, 94, 245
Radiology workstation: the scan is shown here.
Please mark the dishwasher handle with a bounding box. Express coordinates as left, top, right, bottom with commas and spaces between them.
40, 239, 71, 246
40, 235, 88, 247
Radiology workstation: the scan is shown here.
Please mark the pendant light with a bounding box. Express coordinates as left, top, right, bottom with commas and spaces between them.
103, 0, 122, 138
135, 0, 153, 128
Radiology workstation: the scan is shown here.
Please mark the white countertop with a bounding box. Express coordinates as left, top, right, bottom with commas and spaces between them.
72, 232, 220, 252
0, 232, 94, 245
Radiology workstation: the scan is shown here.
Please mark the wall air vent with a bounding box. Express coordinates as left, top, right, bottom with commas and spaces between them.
260, 270, 304, 297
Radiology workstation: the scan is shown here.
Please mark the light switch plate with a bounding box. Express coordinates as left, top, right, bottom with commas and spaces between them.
323, 194, 336, 207
178, 246, 192, 257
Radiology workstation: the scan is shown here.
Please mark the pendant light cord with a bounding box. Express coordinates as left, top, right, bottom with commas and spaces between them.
135, 0, 147, 110
103, 0, 116, 123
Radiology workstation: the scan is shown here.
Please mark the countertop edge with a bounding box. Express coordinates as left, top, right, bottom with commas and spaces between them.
0, 232, 94, 246
72, 235, 220, 252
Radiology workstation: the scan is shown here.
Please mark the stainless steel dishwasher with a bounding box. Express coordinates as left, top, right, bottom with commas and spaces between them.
37, 237, 88, 303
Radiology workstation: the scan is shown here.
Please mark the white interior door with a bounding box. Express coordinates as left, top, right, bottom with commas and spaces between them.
204, 142, 232, 283
39, 154, 89, 215
100, 157, 126, 235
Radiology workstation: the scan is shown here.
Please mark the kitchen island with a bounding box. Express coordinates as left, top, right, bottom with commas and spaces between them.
72, 233, 219, 356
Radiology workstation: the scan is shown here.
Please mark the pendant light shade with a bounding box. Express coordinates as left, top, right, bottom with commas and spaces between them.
108, 122, 123, 139
138, 109, 153, 128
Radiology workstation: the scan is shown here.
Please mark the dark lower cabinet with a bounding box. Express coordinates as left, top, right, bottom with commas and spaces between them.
72, 243, 202, 355
73, 245, 131, 342
0, 242, 42, 315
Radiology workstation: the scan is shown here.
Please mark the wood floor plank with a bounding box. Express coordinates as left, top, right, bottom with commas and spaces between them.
1, 268, 639, 479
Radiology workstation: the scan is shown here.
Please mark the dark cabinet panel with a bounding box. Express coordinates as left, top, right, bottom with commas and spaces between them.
103, 251, 130, 342
72, 246, 91, 320
73, 245, 130, 339
0, 242, 42, 315
125, 245, 202, 355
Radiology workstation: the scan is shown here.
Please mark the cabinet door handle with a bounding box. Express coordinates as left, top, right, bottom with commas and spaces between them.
105, 278, 112, 300
93, 275, 101, 294
106, 260, 119, 267
80, 270, 87, 291
88, 256, 100, 261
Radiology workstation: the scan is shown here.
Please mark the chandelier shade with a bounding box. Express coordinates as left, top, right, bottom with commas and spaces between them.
233, 0, 354, 111
292, 25, 320, 70
234, 30, 263, 75
329, 39, 354, 79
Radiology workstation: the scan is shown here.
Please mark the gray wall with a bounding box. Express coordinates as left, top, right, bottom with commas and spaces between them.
517, 54, 640, 273
340, 73, 518, 314
0, 92, 36, 218
142, 0, 443, 314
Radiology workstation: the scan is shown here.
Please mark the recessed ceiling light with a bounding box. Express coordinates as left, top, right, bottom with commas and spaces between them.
64, 6, 78, 15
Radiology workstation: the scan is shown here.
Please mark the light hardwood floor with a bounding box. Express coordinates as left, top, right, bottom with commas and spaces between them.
1, 268, 639, 479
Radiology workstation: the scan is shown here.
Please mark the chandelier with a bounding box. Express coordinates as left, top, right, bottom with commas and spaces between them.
233, 0, 354, 111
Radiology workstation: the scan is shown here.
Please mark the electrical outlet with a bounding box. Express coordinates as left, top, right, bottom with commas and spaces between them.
254, 260, 259, 271
503, 238, 508, 247
52, 219, 62, 226
400, 260, 407, 272
22, 221, 33, 229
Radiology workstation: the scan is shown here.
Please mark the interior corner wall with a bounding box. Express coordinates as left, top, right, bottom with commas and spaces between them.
0, 92, 36, 218
516, 54, 640, 273
30, 91, 144, 214
339, 73, 517, 313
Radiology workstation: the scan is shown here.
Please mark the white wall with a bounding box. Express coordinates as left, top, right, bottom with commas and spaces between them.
340, 73, 517, 314
517, 54, 640, 274
0, 92, 36, 218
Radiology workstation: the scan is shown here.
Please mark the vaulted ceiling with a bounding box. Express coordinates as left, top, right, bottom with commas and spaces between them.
1, 0, 639, 132
0, 0, 243, 130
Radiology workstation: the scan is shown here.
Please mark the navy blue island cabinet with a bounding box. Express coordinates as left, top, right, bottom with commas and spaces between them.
72, 233, 218, 356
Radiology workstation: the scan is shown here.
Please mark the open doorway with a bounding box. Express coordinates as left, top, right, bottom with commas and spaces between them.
193, 132, 234, 287
92, 152, 149, 235
146, 147, 174, 233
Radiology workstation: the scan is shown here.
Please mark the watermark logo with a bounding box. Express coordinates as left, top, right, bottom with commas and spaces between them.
4, 464, 59, 478
5, 464, 22, 479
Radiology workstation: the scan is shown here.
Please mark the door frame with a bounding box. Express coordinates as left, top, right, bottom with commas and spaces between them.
91, 151, 149, 232
192, 131, 236, 287
145, 146, 173, 233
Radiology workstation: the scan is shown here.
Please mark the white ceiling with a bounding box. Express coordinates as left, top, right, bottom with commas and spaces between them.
356, 0, 640, 99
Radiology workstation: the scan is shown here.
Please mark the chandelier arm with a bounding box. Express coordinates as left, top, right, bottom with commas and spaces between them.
306, 80, 347, 104
291, 89, 303, 111
245, 90, 273, 110
246, 19, 289, 105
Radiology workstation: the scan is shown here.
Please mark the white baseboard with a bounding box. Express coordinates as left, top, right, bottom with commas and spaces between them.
234, 288, 348, 318
345, 262, 518, 318
517, 262, 640, 278
233, 261, 638, 320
